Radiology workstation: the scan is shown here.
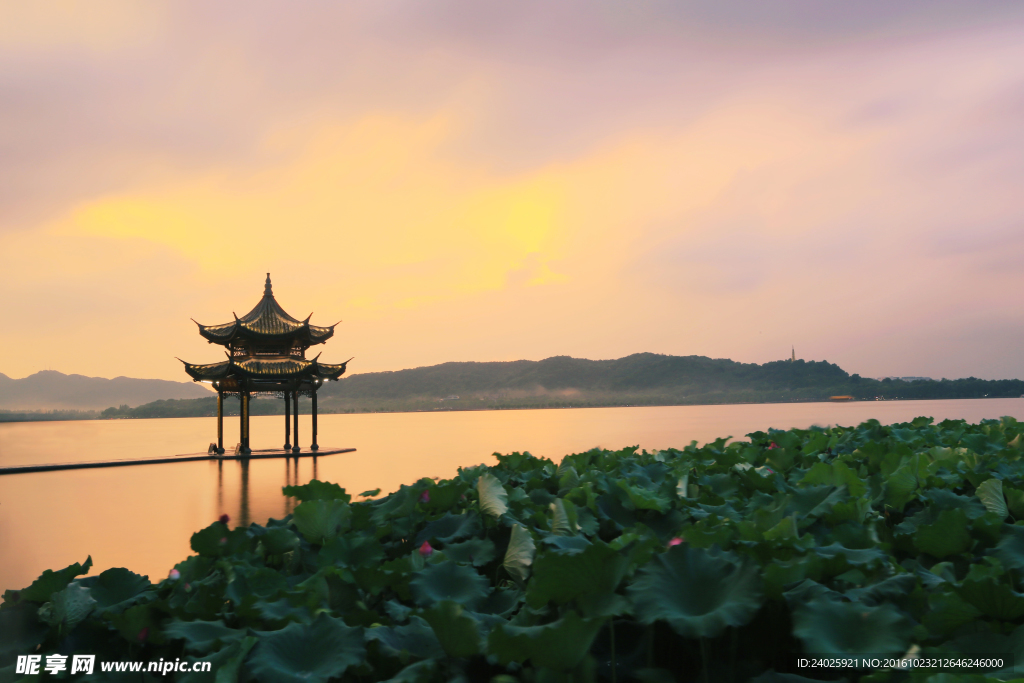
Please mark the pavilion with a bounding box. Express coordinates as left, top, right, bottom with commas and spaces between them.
180, 274, 349, 455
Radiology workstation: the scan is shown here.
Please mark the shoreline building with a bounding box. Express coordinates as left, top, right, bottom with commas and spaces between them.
179, 274, 349, 455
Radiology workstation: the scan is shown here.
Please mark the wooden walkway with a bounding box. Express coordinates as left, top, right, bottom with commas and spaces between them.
0, 447, 356, 475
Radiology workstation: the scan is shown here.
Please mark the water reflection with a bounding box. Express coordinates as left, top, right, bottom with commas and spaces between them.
2, 399, 1022, 592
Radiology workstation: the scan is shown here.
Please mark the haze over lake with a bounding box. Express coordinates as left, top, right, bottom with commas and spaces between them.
2, 398, 1022, 592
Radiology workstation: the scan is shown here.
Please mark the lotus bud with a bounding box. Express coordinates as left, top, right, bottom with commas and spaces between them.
219, 514, 230, 524
420, 490, 430, 504
668, 537, 684, 547
137, 627, 149, 642
168, 568, 181, 580
419, 541, 434, 557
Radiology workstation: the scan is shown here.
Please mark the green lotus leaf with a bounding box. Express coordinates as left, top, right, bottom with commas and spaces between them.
478, 587, 523, 616
845, 573, 918, 606
616, 479, 672, 512
550, 499, 574, 536
627, 545, 764, 639
920, 489, 987, 519
250, 613, 364, 683
922, 591, 982, 637
750, 672, 847, 683
792, 598, 911, 656
995, 525, 1024, 570
1005, 485, 1024, 518
957, 568, 1024, 620
527, 540, 629, 609
884, 468, 918, 511
503, 524, 536, 585
226, 566, 288, 604
0, 602, 47, 661
813, 543, 887, 567
89, 567, 151, 614
409, 562, 490, 610
291, 499, 352, 545
319, 534, 384, 569
282, 480, 351, 503
976, 478, 1009, 519
365, 616, 444, 660
45, 582, 96, 630
191, 522, 252, 556
421, 600, 482, 658
442, 538, 496, 566
414, 512, 480, 546
800, 461, 867, 498
177, 635, 256, 683
541, 534, 592, 554
10, 556, 92, 603
914, 509, 971, 559
478, 473, 509, 518
164, 618, 246, 654
260, 526, 300, 556
763, 516, 799, 543
488, 610, 602, 671
382, 659, 438, 683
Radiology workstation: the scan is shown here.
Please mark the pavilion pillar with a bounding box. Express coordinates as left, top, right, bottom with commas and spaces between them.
283, 391, 291, 451
241, 388, 251, 455
311, 388, 319, 451
216, 391, 224, 454
292, 391, 300, 453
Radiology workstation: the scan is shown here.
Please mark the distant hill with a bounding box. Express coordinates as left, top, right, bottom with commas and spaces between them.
90, 353, 1024, 421
0, 370, 212, 412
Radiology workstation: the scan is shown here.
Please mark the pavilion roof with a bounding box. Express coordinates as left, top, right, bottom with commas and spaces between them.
195, 274, 336, 346
180, 356, 349, 382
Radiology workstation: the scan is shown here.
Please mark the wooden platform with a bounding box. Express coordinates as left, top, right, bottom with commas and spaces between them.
0, 447, 356, 476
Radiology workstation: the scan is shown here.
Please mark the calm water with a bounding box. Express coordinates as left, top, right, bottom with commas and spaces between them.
1, 399, 1022, 592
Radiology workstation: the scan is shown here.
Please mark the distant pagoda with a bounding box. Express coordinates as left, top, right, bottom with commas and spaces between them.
180, 274, 349, 455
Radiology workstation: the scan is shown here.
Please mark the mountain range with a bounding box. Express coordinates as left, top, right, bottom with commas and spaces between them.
0, 370, 212, 412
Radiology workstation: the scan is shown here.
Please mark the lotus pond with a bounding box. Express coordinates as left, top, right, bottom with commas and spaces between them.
7, 417, 1024, 682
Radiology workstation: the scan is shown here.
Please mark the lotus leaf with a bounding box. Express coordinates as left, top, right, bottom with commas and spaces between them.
283, 480, 351, 503
628, 545, 763, 638
250, 613, 364, 683
414, 512, 480, 546
478, 472, 509, 518
503, 524, 536, 585
291, 499, 352, 545
164, 618, 245, 654
976, 478, 1009, 519
792, 598, 911, 656
421, 600, 482, 658
441, 538, 496, 566
488, 610, 602, 671
44, 582, 96, 630
409, 562, 490, 610
9, 556, 91, 603
89, 567, 151, 614
914, 509, 971, 559
527, 540, 629, 608
365, 615, 444, 660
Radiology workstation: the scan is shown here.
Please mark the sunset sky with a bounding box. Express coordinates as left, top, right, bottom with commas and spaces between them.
3, 1, 1024, 383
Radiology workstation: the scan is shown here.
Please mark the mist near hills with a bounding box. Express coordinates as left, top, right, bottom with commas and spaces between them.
0, 370, 212, 412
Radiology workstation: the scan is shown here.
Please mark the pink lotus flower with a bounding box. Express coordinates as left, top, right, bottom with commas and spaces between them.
219, 514, 230, 524
768, 442, 779, 450
168, 569, 181, 580
668, 537, 685, 547
420, 490, 430, 504
419, 541, 434, 557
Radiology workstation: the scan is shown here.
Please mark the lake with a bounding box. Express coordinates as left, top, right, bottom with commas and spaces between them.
1, 398, 1022, 593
